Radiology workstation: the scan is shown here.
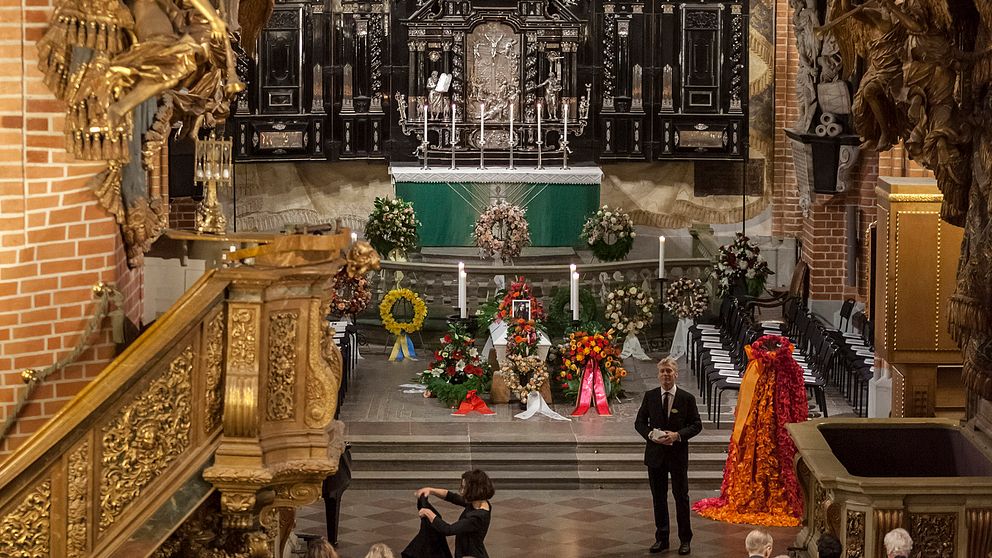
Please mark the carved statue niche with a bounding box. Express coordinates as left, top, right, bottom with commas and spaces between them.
36, 0, 247, 267
467, 21, 521, 130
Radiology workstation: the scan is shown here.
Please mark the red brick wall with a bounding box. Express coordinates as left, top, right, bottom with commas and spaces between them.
0, 0, 142, 455
169, 196, 198, 230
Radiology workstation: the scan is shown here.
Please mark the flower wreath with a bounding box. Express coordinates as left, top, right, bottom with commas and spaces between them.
556, 328, 628, 402
365, 197, 421, 258
379, 288, 427, 335
499, 354, 549, 401
580, 205, 636, 262
327, 267, 373, 318
605, 285, 655, 336
473, 202, 531, 262
664, 277, 709, 320
496, 277, 545, 323
546, 285, 598, 334
712, 232, 773, 297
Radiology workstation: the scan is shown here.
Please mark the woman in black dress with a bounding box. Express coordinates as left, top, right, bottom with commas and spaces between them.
415, 469, 494, 558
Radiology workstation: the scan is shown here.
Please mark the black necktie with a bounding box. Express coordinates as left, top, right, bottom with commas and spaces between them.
663, 391, 672, 419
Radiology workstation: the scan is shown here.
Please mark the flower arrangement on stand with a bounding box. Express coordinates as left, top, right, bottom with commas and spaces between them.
419, 323, 491, 408
664, 277, 709, 319
712, 232, 773, 297
580, 205, 636, 262
326, 267, 373, 319
604, 285, 654, 337
364, 197, 421, 260
473, 202, 531, 263
496, 277, 545, 323
379, 288, 427, 361
555, 328, 628, 404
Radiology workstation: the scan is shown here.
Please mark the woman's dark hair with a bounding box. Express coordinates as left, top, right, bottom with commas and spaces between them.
816, 534, 843, 558
461, 469, 495, 501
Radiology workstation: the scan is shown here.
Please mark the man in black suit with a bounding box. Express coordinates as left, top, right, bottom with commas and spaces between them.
635, 357, 702, 555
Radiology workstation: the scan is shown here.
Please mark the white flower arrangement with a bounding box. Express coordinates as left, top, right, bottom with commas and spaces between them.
712, 233, 773, 297
580, 205, 636, 261
604, 285, 655, 336
365, 197, 421, 257
473, 202, 531, 262
664, 277, 709, 319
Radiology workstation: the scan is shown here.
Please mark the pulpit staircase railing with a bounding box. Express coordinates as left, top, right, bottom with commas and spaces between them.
0, 252, 353, 558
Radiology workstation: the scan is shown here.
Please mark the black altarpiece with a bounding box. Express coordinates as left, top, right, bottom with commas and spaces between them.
233, 0, 749, 163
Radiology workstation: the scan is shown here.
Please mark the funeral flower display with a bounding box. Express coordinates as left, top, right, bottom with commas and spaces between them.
712, 232, 773, 297
580, 205, 636, 261
605, 285, 654, 336
473, 202, 531, 262
379, 288, 427, 336
496, 277, 545, 323
495, 316, 549, 401
364, 197, 421, 258
556, 329, 627, 403
420, 323, 490, 408
664, 277, 709, 320
326, 267, 373, 318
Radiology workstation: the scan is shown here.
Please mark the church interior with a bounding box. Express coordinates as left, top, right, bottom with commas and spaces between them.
0, 0, 989, 554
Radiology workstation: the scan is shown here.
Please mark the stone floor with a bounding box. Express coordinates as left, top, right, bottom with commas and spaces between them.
291, 335, 857, 557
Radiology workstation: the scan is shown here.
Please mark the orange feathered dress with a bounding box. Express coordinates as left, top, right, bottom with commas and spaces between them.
692, 334, 808, 526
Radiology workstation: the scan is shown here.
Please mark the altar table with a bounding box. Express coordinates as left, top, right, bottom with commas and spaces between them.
389, 165, 602, 247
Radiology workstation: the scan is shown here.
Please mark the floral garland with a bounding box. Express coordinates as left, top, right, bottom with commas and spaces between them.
473, 202, 531, 262
498, 354, 549, 401
365, 197, 421, 258
664, 277, 709, 320
555, 328, 627, 402
496, 277, 545, 323
605, 285, 655, 336
379, 288, 427, 335
326, 267, 373, 318
580, 205, 636, 262
712, 232, 773, 297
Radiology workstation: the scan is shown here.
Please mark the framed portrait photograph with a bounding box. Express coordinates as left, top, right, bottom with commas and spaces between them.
511, 299, 531, 322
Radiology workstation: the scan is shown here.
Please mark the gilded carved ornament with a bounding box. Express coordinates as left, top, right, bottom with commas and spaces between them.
36, 0, 251, 267
0, 480, 51, 558
204, 310, 226, 435
67, 442, 90, 558
267, 311, 298, 421
100, 345, 193, 532
308, 299, 341, 428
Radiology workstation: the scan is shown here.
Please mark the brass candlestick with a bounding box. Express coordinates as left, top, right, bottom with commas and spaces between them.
194, 130, 233, 234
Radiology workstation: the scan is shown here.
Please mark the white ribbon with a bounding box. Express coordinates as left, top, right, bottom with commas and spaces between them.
514, 391, 571, 421
669, 317, 693, 360
620, 333, 651, 360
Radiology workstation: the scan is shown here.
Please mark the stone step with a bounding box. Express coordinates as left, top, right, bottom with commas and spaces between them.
352, 451, 728, 472
349, 469, 725, 491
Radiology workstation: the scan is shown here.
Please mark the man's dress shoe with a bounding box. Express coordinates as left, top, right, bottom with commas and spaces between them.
677, 542, 691, 555
649, 541, 669, 553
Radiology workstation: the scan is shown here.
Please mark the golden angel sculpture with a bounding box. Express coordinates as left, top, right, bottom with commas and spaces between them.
35, 0, 273, 266
822, 0, 992, 398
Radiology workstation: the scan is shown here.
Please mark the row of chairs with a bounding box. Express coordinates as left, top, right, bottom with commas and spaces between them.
826, 299, 875, 416
688, 297, 838, 428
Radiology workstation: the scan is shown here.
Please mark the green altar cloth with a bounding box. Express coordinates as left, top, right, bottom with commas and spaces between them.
390, 166, 602, 247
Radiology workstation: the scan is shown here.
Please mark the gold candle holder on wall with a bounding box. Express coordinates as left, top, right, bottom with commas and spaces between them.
194, 131, 233, 234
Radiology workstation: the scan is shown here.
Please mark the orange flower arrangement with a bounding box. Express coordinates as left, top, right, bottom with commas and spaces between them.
495, 277, 545, 323
556, 329, 627, 401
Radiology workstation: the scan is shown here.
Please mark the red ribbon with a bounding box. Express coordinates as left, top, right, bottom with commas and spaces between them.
571, 359, 611, 416
452, 390, 496, 416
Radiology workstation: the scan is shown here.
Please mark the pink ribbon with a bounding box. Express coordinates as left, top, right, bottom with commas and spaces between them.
571, 359, 611, 416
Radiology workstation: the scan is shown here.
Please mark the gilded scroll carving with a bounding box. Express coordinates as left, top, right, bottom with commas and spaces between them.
230, 309, 258, 373
100, 346, 193, 532
204, 310, 226, 434
67, 443, 90, 557
151, 495, 271, 558
307, 299, 341, 428
909, 512, 956, 558
0, 480, 51, 558
267, 311, 298, 421
845, 510, 865, 558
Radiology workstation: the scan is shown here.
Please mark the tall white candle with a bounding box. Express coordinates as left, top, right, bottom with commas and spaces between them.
537, 102, 542, 142
659, 236, 666, 279
571, 271, 580, 321
563, 102, 568, 141
451, 103, 457, 145
350, 231, 358, 244
570, 264, 579, 321
423, 103, 428, 141
459, 267, 467, 319
480, 103, 485, 145
458, 271, 468, 318
509, 102, 514, 143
